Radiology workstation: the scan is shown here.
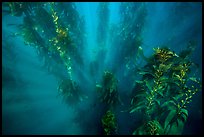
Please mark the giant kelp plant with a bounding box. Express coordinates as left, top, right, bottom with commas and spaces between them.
129, 43, 201, 135
97, 2, 109, 48
108, 2, 147, 75
90, 2, 110, 82
94, 3, 120, 135
96, 71, 120, 135
3, 2, 86, 105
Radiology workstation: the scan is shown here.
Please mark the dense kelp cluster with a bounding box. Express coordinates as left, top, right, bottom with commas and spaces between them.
97, 3, 201, 135
129, 45, 201, 135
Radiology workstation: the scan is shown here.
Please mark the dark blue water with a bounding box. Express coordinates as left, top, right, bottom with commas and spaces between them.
2, 2, 202, 135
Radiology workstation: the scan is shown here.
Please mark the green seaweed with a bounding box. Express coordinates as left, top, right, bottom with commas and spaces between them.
58, 78, 86, 105
130, 45, 201, 135
133, 120, 164, 135
101, 110, 118, 135
97, 71, 121, 108
4, 2, 86, 106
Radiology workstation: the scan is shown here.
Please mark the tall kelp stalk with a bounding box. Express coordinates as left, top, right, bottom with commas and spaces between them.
97, 2, 109, 48
52, 2, 86, 70
89, 3, 110, 82
97, 71, 121, 135
3, 2, 86, 106
96, 3, 147, 135
89, 3, 119, 134
109, 3, 147, 76
128, 43, 201, 135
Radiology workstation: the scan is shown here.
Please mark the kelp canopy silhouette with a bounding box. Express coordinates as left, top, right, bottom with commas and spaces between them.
129, 42, 201, 135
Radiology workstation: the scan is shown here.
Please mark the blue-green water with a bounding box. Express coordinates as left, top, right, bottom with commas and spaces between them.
2, 2, 202, 135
